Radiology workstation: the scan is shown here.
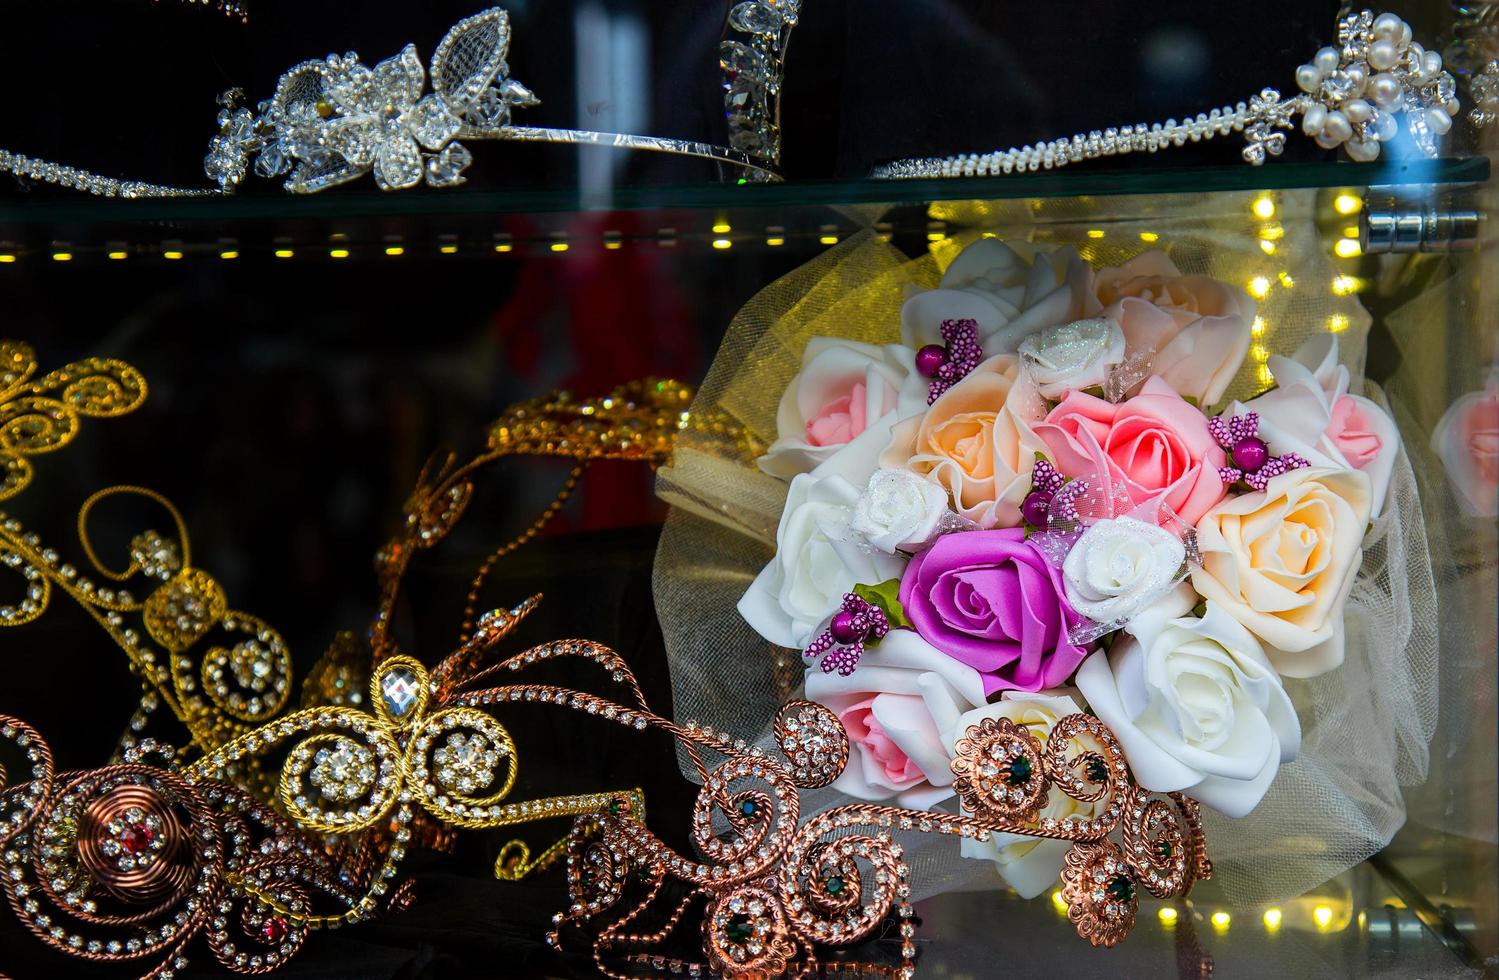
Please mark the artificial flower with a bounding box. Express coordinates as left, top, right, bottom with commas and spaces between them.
1061, 516, 1187, 627
1190, 465, 1372, 677
1016, 317, 1128, 399
850, 467, 953, 554
898, 528, 1089, 695
1431, 373, 1499, 518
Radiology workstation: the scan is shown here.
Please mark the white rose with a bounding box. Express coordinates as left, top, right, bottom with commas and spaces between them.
901, 240, 1100, 358
806, 629, 986, 808
1236, 335, 1399, 518
1062, 516, 1186, 627
1075, 594, 1301, 818
942, 690, 1104, 898
1017, 317, 1127, 399
850, 468, 952, 554
738, 472, 907, 649
759, 338, 927, 481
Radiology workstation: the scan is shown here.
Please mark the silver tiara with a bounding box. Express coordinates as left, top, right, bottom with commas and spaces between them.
874, 10, 1462, 178
0, 5, 797, 197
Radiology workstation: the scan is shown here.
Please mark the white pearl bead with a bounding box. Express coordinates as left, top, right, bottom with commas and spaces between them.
1372, 110, 1398, 141
1344, 98, 1373, 123
1314, 47, 1341, 74
1369, 73, 1401, 106
1368, 39, 1399, 71
1423, 50, 1443, 78
1345, 63, 1368, 92
1427, 106, 1452, 135
1372, 12, 1403, 40
1315, 128, 1344, 150
1345, 138, 1381, 162
1323, 110, 1352, 143
1398, 21, 1412, 47
1447, 97, 1461, 115
1296, 63, 1323, 94
1301, 103, 1327, 136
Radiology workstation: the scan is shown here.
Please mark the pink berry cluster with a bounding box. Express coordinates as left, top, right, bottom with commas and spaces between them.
804, 593, 891, 676
1210, 411, 1309, 491
916, 318, 983, 404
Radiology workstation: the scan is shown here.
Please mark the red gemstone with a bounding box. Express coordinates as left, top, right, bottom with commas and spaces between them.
119, 822, 155, 855
261, 916, 289, 944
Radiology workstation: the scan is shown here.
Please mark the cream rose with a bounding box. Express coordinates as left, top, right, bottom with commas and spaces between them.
806, 629, 986, 808
1017, 317, 1128, 398
1062, 516, 1186, 627
901, 240, 1100, 357
880, 354, 1049, 528
1238, 335, 1400, 519
1190, 466, 1372, 677
738, 472, 907, 649
1075, 594, 1300, 818
759, 337, 925, 480
850, 468, 953, 554
942, 691, 1106, 897
1094, 251, 1254, 407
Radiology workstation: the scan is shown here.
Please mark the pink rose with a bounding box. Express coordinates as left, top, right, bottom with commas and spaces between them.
1034, 376, 1227, 525
839, 698, 924, 786
899, 528, 1090, 695
1432, 378, 1499, 518
805, 380, 869, 446
1094, 252, 1254, 407
1327, 395, 1382, 468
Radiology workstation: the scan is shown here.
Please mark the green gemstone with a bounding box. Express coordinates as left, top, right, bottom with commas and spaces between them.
1156, 840, 1173, 860
824, 876, 845, 895
1086, 758, 1109, 783
1106, 875, 1135, 903
1005, 756, 1033, 787
725, 913, 753, 945
608, 800, 621, 816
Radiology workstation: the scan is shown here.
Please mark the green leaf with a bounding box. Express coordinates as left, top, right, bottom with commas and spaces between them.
1081, 385, 1107, 399
853, 579, 912, 634
1182, 395, 1200, 409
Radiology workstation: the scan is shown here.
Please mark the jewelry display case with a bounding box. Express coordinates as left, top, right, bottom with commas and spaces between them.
0, 1, 1493, 978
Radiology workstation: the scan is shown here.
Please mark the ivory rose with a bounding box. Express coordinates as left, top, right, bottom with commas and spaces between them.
760, 338, 926, 480
901, 240, 1100, 357
850, 467, 952, 554
1034, 376, 1227, 526
1017, 317, 1127, 398
881, 354, 1048, 528
943, 691, 1106, 897
1094, 251, 1254, 406
1075, 591, 1300, 818
1239, 336, 1400, 519
738, 472, 907, 650
804, 629, 986, 807
1432, 375, 1499, 518
1190, 466, 1373, 677
1062, 516, 1187, 627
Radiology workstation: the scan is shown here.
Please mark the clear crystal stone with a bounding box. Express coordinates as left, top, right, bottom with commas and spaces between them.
379, 667, 420, 716
719, 41, 767, 83
497, 77, 540, 107
467, 88, 511, 129
425, 143, 472, 187
409, 95, 462, 150
729, 2, 781, 34
1320, 71, 1355, 103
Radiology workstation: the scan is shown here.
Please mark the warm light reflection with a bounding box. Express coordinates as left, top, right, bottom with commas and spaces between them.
219, 250, 239, 260
1313, 904, 1335, 930
1252, 195, 1276, 219
819, 235, 839, 245
1248, 276, 1271, 299
1334, 192, 1362, 215
1259, 240, 1277, 255
52, 252, 73, 262
385, 246, 405, 257
0, 254, 15, 263
1252, 315, 1267, 337
1251, 343, 1270, 362
1334, 238, 1361, 258
550, 242, 570, 253
1158, 907, 1178, 925
712, 238, 732, 250
711, 221, 731, 234
108, 251, 128, 261
1332, 274, 1360, 295
766, 236, 785, 247
439, 244, 459, 255
1263, 907, 1282, 931
1086, 229, 1105, 239
494, 243, 512, 253
1327, 313, 1350, 332
163, 250, 183, 260
1211, 911, 1231, 932
1139, 231, 1160, 242
1343, 225, 1361, 238
1051, 890, 1068, 914
1278, 271, 1295, 288
329, 248, 350, 259
274, 249, 295, 259
1258, 222, 1285, 240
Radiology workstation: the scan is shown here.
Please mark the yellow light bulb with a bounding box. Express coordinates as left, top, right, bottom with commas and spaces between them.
1051, 890, 1068, 913
1248, 276, 1271, 299
1334, 192, 1362, 215
766, 236, 786, 247
1327, 313, 1349, 333
711, 222, 731, 234
712, 238, 732, 250
162, 250, 183, 260
1334, 238, 1361, 258
1332, 274, 1359, 295
1158, 907, 1179, 925
819, 235, 839, 245
1263, 907, 1283, 931
1211, 911, 1231, 931
1259, 240, 1277, 255
1313, 905, 1334, 929
1252, 196, 1275, 219
1139, 231, 1160, 242
493, 243, 512, 253
274, 249, 295, 259
52, 252, 73, 262
1086, 229, 1105, 239
329, 248, 350, 259
0, 254, 15, 263
385, 246, 405, 257
1252, 315, 1267, 337
550, 242, 569, 253
219, 250, 239, 260
1278, 271, 1295, 288
108, 251, 128, 261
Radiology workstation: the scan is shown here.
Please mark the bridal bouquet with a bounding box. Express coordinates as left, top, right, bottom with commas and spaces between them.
734, 238, 1405, 898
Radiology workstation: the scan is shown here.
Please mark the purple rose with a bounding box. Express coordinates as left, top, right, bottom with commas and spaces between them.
898, 529, 1089, 695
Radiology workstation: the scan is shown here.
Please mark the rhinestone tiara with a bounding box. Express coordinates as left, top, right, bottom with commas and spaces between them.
0, 5, 800, 198
874, 10, 1461, 178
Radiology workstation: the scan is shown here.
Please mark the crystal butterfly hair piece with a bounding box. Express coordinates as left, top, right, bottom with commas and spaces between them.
0, 5, 798, 197
874, 10, 1461, 178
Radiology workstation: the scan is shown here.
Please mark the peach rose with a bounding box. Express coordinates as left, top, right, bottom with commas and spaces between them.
880, 354, 1047, 528
1190, 466, 1373, 678
1034, 376, 1227, 526
1094, 252, 1254, 407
